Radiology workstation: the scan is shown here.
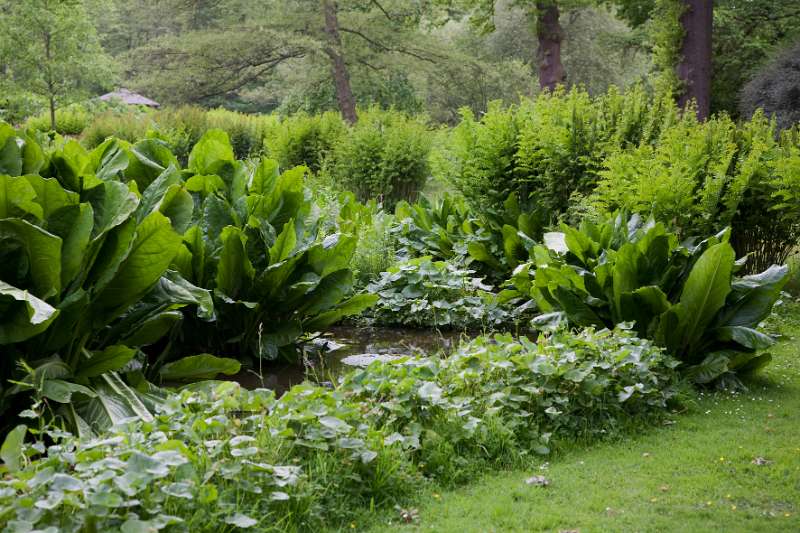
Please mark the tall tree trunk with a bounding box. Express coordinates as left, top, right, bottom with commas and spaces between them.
322, 0, 357, 124
676, 0, 713, 120
535, 2, 566, 91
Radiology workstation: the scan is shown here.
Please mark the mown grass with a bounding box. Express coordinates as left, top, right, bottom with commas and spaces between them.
359, 302, 800, 533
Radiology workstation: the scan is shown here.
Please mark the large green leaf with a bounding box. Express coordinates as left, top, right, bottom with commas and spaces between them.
85, 180, 139, 239
50, 140, 95, 192
683, 351, 732, 384
156, 184, 194, 234
91, 212, 181, 324
552, 285, 605, 327
248, 158, 279, 195
0, 175, 43, 219
0, 218, 62, 299
305, 293, 378, 331
671, 242, 735, 357
201, 194, 236, 242
0, 280, 58, 344
137, 165, 184, 221
120, 310, 183, 346
611, 243, 640, 322
75, 346, 137, 379
23, 174, 79, 219
215, 226, 254, 299
269, 219, 298, 264
712, 326, 775, 351
308, 233, 355, 277
84, 218, 137, 294
300, 269, 354, 315
467, 241, 502, 270
73, 372, 154, 431
41, 379, 97, 403
0, 124, 23, 176
714, 265, 789, 327
0, 425, 27, 472
258, 320, 304, 358
619, 285, 671, 335
188, 130, 235, 176
159, 354, 241, 381
89, 139, 130, 181
125, 139, 179, 189
178, 225, 207, 285
186, 174, 226, 196
47, 203, 94, 289
501, 224, 525, 268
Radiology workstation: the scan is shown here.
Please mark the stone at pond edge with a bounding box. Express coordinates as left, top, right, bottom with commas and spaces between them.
340, 353, 406, 367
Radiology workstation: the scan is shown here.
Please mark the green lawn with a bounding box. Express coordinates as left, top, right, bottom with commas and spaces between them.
363, 303, 800, 533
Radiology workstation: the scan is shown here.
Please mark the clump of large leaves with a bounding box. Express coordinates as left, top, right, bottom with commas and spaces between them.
392, 193, 544, 285
0, 124, 234, 435
512, 212, 789, 385
365, 256, 533, 329
168, 130, 376, 362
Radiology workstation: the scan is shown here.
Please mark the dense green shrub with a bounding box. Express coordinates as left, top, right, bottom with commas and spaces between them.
511, 212, 788, 386
24, 101, 132, 136
264, 111, 345, 172
79, 109, 152, 147
81, 106, 275, 162
25, 105, 92, 135
0, 326, 680, 530
432, 86, 675, 224
326, 108, 432, 208
205, 108, 276, 158
432, 85, 800, 269
589, 112, 800, 271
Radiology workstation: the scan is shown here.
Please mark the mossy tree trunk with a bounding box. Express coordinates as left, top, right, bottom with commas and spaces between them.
535, 2, 566, 91
676, 0, 713, 120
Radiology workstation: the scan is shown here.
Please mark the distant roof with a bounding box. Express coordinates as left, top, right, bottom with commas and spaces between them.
99, 88, 160, 107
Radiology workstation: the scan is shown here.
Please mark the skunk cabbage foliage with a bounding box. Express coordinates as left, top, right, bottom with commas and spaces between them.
513, 213, 788, 385
165, 130, 376, 361
0, 124, 225, 435
393, 193, 545, 285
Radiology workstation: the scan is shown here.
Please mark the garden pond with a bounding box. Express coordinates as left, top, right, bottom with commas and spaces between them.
228, 326, 475, 393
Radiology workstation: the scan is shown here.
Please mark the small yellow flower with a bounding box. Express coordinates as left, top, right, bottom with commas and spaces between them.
786, 513, 792, 518
432, 493, 441, 500
350, 523, 356, 529
706, 501, 713, 506
719, 457, 725, 462
650, 498, 658, 503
